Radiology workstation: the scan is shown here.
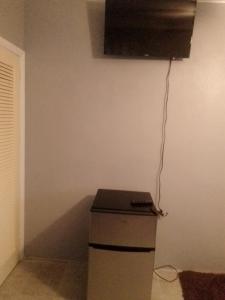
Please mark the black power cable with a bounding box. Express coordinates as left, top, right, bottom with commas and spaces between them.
153, 60, 178, 283
156, 59, 172, 217
154, 264, 178, 283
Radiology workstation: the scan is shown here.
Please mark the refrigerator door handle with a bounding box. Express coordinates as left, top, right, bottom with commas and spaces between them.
89, 243, 155, 253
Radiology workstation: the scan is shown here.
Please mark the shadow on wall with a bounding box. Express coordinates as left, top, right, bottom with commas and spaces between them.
86, 0, 105, 58
25, 196, 94, 260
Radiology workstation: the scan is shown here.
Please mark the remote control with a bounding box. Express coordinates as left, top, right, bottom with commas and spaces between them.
130, 200, 153, 207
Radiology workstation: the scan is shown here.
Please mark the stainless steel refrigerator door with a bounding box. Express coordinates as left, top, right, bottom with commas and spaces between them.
90, 212, 157, 248
87, 247, 155, 300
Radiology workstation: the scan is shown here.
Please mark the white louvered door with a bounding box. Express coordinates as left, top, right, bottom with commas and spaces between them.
0, 45, 20, 286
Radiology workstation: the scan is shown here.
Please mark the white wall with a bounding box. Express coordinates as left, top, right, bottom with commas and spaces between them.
156, 4, 225, 272
25, 0, 225, 272
0, 0, 24, 48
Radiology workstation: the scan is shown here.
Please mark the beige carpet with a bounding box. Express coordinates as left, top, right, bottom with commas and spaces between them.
0, 259, 183, 300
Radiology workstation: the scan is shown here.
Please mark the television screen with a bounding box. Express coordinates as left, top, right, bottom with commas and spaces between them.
104, 0, 197, 59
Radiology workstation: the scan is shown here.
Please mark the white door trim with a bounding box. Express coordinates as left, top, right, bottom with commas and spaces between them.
0, 36, 25, 259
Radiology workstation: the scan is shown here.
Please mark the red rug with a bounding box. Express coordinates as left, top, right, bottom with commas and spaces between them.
179, 271, 225, 300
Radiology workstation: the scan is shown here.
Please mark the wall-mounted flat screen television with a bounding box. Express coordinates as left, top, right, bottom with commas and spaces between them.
104, 0, 197, 59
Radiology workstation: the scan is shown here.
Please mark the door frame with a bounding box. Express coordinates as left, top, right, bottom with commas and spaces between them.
0, 36, 25, 259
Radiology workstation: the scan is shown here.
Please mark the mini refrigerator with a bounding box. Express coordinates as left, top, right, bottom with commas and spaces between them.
87, 189, 158, 300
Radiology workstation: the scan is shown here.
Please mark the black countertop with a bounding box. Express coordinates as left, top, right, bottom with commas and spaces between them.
91, 189, 158, 216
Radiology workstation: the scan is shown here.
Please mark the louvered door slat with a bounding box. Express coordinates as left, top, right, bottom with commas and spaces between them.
0, 80, 13, 87
0, 101, 14, 106
0, 56, 15, 168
